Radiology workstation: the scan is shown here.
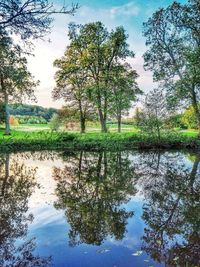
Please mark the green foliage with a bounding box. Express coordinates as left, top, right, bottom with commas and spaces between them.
181, 106, 198, 129
143, 1, 200, 132
0, 129, 198, 153
138, 89, 169, 140
166, 114, 187, 129
8, 104, 57, 121
54, 22, 140, 133
15, 115, 47, 124
49, 114, 61, 132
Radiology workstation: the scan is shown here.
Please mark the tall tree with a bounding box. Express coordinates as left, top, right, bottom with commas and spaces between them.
110, 63, 140, 132
0, 34, 38, 134
67, 22, 135, 132
143, 1, 200, 135
53, 42, 94, 133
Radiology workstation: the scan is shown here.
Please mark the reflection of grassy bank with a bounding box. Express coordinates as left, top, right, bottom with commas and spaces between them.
0, 130, 199, 152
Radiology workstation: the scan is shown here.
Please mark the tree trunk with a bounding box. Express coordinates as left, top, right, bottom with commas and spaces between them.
96, 85, 107, 132
4, 93, 10, 135
80, 116, 86, 133
98, 108, 107, 132
0, 76, 10, 135
117, 112, 121, 133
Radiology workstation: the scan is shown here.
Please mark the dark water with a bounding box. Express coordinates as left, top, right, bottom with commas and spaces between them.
0, 150, 199, 267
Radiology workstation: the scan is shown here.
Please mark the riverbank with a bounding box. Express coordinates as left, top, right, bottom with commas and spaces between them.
0, 130, 199, 152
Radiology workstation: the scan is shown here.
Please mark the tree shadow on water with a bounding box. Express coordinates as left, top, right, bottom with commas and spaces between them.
53, 151, 137, 247
0, 153, 51, 267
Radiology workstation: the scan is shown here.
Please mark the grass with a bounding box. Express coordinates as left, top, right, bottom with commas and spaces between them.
0, 128, 199, 152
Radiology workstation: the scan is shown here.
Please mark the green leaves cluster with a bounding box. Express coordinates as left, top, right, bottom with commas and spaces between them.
53, 22, 141, 133
0, 32, 38, 134
143, 0, 200, 134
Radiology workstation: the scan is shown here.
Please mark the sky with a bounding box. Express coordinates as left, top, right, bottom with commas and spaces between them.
27, 0, 186, 108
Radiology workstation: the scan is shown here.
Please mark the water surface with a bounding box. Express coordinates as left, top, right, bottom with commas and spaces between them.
0, 150, 199, 267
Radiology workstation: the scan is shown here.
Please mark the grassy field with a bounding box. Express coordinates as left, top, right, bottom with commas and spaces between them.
10, 123, 138, 133
0, 126, 199, 152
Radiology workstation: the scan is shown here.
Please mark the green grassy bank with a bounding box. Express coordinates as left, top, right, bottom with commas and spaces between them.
0, 130, 199, 152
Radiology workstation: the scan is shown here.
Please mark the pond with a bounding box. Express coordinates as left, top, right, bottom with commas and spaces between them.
0, 150, 199, 267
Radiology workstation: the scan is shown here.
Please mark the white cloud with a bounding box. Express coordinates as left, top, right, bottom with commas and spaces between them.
110, 2, 140, 17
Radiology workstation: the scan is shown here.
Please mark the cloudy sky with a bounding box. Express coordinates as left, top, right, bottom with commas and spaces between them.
28, 0, 186, 108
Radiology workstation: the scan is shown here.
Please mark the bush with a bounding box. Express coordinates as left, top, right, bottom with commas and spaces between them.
49, 114, 61, 132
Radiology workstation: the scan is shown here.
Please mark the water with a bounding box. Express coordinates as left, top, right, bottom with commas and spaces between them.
0, 150, 199, 267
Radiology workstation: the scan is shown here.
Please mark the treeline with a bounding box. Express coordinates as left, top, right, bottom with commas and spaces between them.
0, 103, 57, 124
9, 104, 57, 122
53, 22, 142, 133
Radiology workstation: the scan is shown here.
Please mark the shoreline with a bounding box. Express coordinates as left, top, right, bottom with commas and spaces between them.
0, 131, 199, 152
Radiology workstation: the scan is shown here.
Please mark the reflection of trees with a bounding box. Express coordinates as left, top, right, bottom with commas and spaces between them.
0, 153, 51, 267
137, 151, 200, 267
54, 151, 136, 247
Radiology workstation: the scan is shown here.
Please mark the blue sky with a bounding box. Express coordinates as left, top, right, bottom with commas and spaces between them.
28, 0, 186, 108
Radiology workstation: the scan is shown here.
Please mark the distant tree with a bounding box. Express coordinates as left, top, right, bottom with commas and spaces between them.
134, 107, 144, 127
143, 1, 200, 135
110, 63, 141, 132
181, 105, 200, 129
9, 104, 57, 121
166, 113, 187, 130
0, 34, 38, 134
49, 113, 61, 132
140, 89, 169, 140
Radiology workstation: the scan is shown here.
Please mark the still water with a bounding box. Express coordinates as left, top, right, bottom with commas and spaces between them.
0, 150, 199, 267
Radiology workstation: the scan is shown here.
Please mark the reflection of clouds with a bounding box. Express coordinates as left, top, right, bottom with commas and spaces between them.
24, 158, 64, 208
109, 235, 141, 250
28, 206, 65, 229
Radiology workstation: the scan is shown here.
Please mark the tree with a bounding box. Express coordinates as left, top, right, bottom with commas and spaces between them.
139, 89, 168, 141
65, 22, 135, 132
0, 34, 38, 134
49, 113, 61, 132
181, 105, 200, 129
0, 0, 78, 40
53, 40, 95, 133
134, 107, 144, 127
110, 63, 141, 132
143, 1, 200, 135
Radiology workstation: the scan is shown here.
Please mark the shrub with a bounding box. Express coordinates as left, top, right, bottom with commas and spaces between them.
49, 114, 61, 132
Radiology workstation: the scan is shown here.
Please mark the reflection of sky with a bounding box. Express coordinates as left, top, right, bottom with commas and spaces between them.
10, 151, 195, 267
